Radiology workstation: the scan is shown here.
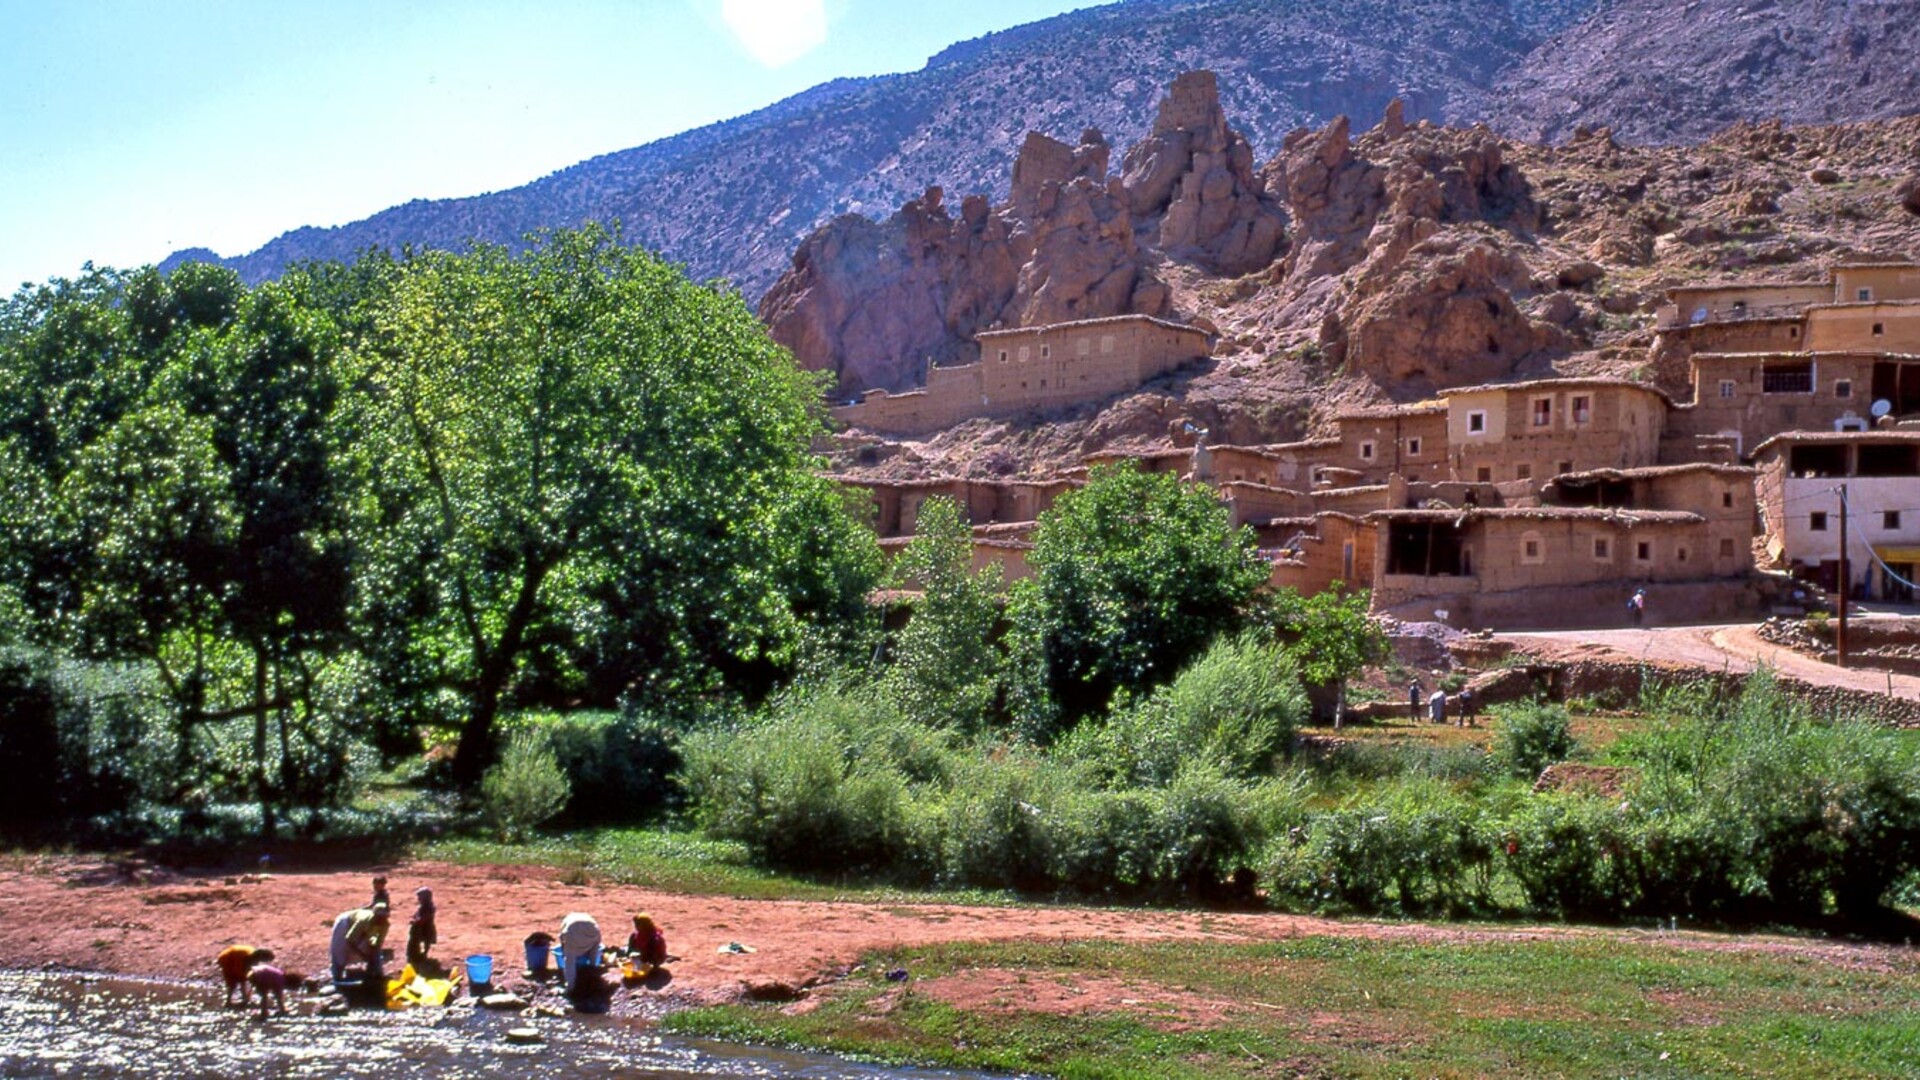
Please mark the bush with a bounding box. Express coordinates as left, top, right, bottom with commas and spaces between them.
526, 710, 685, 824
680, 687, 912, 873
1074, 636, 1307, 785
481, 730, 571, 841
1490, 702, 1576, 779
1266, 779, 1493, 916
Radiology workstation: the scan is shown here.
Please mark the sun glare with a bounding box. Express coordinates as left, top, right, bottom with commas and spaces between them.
719, 0, 828, 67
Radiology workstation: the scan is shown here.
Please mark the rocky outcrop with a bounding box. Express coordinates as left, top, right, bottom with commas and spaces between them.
1248, 103, 1561, 389
1121, 71, 1287, 277
762, 76, 1285, 395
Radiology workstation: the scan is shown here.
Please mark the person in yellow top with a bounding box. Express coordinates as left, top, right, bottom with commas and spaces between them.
329, 902, 389, 983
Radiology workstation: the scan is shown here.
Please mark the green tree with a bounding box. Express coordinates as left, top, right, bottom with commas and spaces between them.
880, 496, 1002, 731
345, 226, 879, 783
1011, 463, 1268, 730
482, 728, 571, 841
1252, 585, 1386, 723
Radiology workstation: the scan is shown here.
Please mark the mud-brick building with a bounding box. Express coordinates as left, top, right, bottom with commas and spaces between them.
1442, 378, 1668, 484
832, 315, 1210, 436
836, 475, 1078, 538
1752, 431, 1920, 602
1672, 350, 1920, 455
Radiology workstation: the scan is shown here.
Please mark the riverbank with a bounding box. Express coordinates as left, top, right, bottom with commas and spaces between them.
5, 852, 1918, 1076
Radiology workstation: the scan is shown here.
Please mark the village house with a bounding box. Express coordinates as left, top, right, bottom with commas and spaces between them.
832, 314, 1210, 436
1752, 431, 1920, 602
1442, 378, 1668, 484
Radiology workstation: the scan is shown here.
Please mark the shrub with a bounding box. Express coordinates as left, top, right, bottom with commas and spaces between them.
935, 750, 1056, 889
1501, 795, 1636, 919
526, 710, 684, 823
1077, 636, 1307, 785
680, 687, 912, 873
481, 730, 571, 841
1266, 778, 1493, 916
1490, 701, 1576, 779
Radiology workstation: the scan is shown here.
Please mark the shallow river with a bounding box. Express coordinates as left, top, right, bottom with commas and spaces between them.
0, 971, 1006, 1079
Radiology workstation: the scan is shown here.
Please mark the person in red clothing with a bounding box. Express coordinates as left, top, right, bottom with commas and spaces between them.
214, 945, 274, 1007
626, 913, 667, 967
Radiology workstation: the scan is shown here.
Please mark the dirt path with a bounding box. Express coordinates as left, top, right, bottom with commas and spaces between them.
3, 856, 1912, 1020
1503, 622, 1920, 699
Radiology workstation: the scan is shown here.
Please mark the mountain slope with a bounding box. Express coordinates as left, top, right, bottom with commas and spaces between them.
165, 0, 1919, 300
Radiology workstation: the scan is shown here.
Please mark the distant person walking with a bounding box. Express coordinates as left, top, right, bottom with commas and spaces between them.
1428, 688, 1447, 726
1456, 686, 1475, 727
1408, 679, 1424, 721
1628, 587, 1647, 626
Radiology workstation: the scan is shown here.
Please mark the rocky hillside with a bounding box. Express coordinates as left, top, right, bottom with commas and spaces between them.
795, 70, 1920, 479
164, 0, 1919, 298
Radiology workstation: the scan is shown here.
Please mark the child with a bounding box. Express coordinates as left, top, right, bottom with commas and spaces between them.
215, 945, 273, 1007
627, 913, 668, 968
248, 961, 291, 1019
408, 886, 437, 965
369, 875, 392, 911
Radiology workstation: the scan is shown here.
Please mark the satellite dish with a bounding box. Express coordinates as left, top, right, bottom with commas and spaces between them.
1872, 399, 1894, 418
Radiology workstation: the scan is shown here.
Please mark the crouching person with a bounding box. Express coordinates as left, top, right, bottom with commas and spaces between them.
558, 912, 602, 994
248, 960, 292, 1019
329, 902, 390, 984
215, 945, 273, 1007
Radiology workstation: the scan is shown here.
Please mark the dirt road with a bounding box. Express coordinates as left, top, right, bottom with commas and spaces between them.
1503, 621, 1919, 699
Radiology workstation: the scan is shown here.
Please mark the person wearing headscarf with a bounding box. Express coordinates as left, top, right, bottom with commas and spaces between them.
407, 886, 438, 965
558, 912, 603, 993
626, 913, 667, 967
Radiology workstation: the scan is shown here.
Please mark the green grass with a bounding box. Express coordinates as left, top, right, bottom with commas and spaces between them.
665, 935, 1920, 1079
415, 824, 1017, 906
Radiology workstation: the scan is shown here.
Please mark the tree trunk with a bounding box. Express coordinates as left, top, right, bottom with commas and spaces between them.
253, 647, 276, 840
450, 558, 553, 786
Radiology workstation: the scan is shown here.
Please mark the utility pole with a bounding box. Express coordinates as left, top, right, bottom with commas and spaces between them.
1836, 483, 1849, 668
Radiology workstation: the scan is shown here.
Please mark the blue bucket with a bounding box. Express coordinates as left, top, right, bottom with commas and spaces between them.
524, 941, 550, 973
466, 954, 494, 985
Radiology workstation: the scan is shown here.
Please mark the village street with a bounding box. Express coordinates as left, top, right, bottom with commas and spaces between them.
1504, 616, 1920, 700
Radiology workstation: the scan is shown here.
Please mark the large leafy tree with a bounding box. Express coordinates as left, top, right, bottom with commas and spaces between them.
346, 227, 879, 783
1011, 463, 1268, 730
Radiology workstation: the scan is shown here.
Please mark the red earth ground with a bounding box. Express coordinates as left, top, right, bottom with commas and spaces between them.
3, 855, 1914, 1023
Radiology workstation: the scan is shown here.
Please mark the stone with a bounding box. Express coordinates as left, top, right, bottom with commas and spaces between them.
1556, 261, 1605, 290
479, 993, 528, 1011
1898, 174, 1920, 217
1807, 166, 1841, 184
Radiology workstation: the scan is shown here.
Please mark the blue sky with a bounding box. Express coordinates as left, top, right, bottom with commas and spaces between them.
0, 0, 1101, 291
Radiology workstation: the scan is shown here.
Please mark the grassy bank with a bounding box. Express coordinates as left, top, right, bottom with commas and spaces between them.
665, 935, 1920, 1079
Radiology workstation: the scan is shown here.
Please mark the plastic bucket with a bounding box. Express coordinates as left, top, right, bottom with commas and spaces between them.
466, 954, 494, 985
524, 941, 550, 972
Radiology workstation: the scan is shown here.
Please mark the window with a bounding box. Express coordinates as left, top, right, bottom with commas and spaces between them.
1789, 326, 1800, 339
1677, 546, 1690, 564
1018, 346, 1030, 362
1593, 536, 1611, 560
1858, 287, 1873, 301
1558, 461, 1573, 475
1719, 380, 1736, 399
1722, 490, 1734, 508
1636, 540, 1652, 562
1521, 533, 1544, 564
1476, 466, 1492, 483
1515, 463, 1532, 481
1467, 410, 1487, 434
1040, 344, 1051, 359
1886, 511, 1903, 530
1720, 538, 1737, 558
1836, 379, 1852, 399
1762, 363, 1814, 394
1406, 437, 1422, 456
1077, 338, 1090, 356
1359, 441, 1376, 461
1100, 335, 1114, 355
1038, 379, 1046, 388
1571, 395, 1592, 424
1810, 511, 1828, 531
1531, 397, 1552, 427
998, 349, 1009, 363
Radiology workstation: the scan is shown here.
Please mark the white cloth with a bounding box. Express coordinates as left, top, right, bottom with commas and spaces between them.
559, 913, 602, 991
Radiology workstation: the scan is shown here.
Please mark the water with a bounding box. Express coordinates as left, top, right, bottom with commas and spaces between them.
0, 971, 1004, 1079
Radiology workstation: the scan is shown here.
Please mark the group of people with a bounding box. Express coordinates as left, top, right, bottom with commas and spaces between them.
553, 911, 670, 993
215, 873, 672, 1013
1408, 679, 1475, 727
327, 875, 438, 984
